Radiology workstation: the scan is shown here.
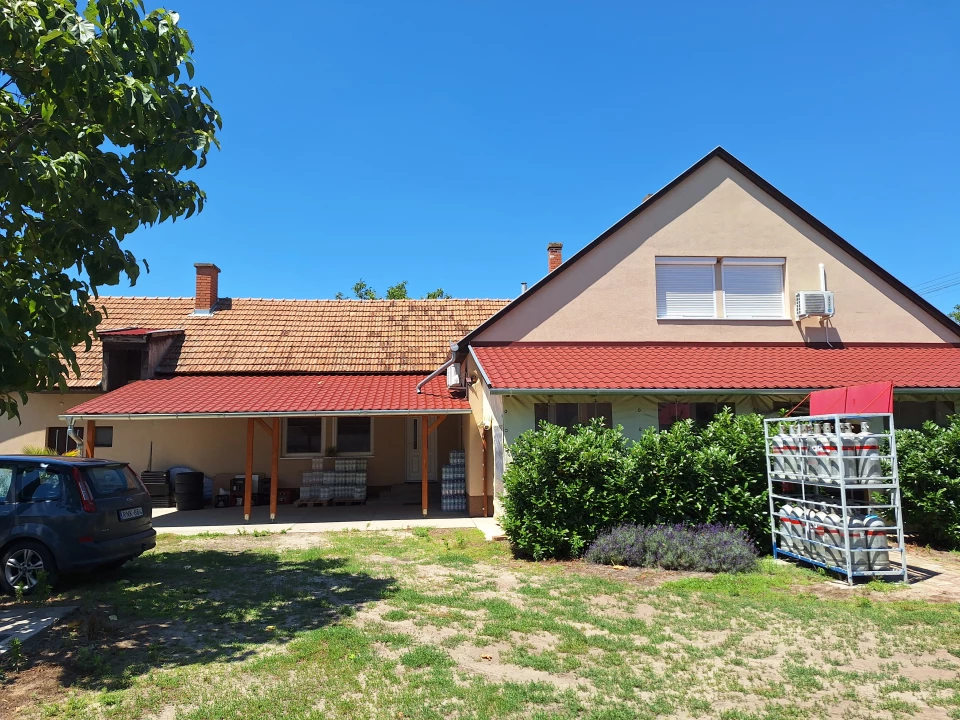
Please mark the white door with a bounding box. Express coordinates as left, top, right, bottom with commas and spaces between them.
405, 417, 438, 483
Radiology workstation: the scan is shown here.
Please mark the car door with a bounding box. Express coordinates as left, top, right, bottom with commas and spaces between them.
0, 462, 17, 544
15, 463, 75, 542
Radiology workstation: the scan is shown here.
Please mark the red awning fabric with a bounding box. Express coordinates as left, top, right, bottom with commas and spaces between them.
471, 343, 960, 391
63, 374, 468, 417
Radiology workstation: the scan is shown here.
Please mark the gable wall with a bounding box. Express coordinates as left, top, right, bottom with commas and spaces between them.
474, 157, 958, 345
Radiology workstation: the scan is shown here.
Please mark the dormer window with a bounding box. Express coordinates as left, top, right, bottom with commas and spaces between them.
103, 347, 145, 391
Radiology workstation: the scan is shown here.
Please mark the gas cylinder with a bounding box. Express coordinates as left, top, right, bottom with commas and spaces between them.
789, 505, 809, 556
769, 425, 786, 480
821, 423, 841, 484
810, 508, 829, 562
782, 424, 801, 479
824, 510, 845, 567
840, 422, 859, 484
847, 516, 869, 572
864, 515, 890, 571
778, 504, 795, 552
857, 421, 882, 483
807, 424, 832, 483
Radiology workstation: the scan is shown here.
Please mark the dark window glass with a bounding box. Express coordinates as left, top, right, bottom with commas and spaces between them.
534, 403, 548, 428
286, 418, 325, 455
554, 403, 579, 429
894, 400, 955, 430
95, 426, 114, 447
580, 402, 614, 429
82, 464, 139, 498
658, 402, 735, 431
337, 417, 372, 454
534, 402, 613, 431
104, 348, 144, 391
0, 467, 14, 503
46, 427, 81, 455
18, 466, 66, 502
693, 402, 735, 427
658, 403, 691, 431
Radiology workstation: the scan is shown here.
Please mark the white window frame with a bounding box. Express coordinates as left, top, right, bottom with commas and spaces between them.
282, 417, 328, 458
655, 257, 718, 319
721, 257, 787, 320
331, 416, 375, 457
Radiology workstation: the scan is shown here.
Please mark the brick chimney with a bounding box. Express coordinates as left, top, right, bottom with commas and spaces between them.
547, 243, 563, 273
194, 263, 220, 315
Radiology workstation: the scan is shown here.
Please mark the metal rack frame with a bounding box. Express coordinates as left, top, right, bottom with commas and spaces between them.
764, 413, 908, 585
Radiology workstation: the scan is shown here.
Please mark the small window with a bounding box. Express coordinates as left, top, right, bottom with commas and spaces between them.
658, 402, 735, 431
722, 259, 785, 319
285, 418, 325, 455
894, 400, 955, 430
655, 258, 717, 319
46, 427, 81, 455
534, 402, 614, 430
18, 466, 65, 502
336, 417, 373, 455
95, 426, 114, 448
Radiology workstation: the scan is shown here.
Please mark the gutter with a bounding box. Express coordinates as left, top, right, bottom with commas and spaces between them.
467, 346, 493, 387
489, 387, 960, 396
416, 343, 458, 394
60, 408, 473, 422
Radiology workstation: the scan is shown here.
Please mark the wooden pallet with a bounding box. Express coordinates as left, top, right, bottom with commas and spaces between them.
329, 498, 366, 506
293, 498, 328, 508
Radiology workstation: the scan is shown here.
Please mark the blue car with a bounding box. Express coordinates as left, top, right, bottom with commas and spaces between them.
0, 456, 157, 594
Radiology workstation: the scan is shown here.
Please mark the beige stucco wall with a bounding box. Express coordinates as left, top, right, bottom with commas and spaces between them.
474, 156, 958, 345
465, 355, 500, 513
0, 392, 99, 454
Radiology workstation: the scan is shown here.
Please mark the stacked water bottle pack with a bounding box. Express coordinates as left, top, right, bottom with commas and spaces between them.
300, 458, 367, 503
441, 450, 466, 512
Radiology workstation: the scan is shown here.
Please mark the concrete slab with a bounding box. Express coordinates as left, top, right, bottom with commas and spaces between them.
151, 505, 503, 537
0, 606, 77, 654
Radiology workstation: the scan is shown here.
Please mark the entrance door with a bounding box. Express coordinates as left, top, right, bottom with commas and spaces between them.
405, 417, 438, 483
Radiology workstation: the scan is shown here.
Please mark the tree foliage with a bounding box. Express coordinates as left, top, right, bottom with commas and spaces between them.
0, 0, 221, 417
335, 279, 452, 300
950, 304, 960, 324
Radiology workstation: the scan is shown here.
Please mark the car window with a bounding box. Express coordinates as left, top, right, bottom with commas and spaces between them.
18, 466, 66, 502
0, 467, 14, 503
82, 465, 139, 498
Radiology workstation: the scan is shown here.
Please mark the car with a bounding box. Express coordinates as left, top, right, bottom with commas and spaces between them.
0, 455, 157, 594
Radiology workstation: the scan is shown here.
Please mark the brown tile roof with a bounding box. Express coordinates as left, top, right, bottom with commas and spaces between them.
72, 297, 509, 388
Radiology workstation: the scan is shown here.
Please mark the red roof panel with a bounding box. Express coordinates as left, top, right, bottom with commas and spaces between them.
471, 344, 960, 391
64, 374, 468, 416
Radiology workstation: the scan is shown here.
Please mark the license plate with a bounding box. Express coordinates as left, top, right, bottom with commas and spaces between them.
118, 507, 144, 521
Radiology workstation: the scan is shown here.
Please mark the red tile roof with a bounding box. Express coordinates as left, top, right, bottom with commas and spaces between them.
471, 343, 960, 391
71, 297, 508, 387
63, 374, 468, 417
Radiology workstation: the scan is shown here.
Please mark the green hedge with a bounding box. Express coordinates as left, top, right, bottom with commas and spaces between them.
501, 409, 767, 560
501, 410, 960, 560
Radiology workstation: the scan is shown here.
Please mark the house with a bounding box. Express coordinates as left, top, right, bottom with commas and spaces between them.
2, 147, 960, 520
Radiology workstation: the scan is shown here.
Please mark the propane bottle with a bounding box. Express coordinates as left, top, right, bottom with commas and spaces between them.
789, 505, 809, 557
857, 421, 882, 483
769, 424, 786, 480
824, 510, 845, 567
807, 423, 832, 483
778, 504, 795, 552
821, 423, 841, 484
782, 424, 801, 480
864, 515, 890, 571
847, 515, 869, 572
840, 422, 859, 484
810, 508, 829, 562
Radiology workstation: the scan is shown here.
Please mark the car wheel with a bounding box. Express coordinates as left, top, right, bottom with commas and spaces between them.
1, 541, 58, 595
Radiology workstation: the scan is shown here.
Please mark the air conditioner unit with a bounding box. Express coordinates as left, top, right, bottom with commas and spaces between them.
446, 364, 462, 388
796, 291, 835, 319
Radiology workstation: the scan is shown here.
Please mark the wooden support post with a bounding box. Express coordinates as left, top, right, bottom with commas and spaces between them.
270, 418, 280, 521
427, 415, 446, 435
255, 417, 272, 435
83, 419, 95, 459
421, 414, 429, 517
244, 418, 254, 522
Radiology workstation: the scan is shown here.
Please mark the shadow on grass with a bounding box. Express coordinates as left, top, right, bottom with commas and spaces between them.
2, 547, 397, 694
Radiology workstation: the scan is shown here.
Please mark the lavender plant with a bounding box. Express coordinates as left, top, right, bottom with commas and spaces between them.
584, 523, 758, 573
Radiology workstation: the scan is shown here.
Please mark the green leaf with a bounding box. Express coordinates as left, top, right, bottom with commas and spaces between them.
38, 29, 64, 47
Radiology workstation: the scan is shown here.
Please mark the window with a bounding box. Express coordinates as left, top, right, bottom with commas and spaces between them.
104, 348, 144, 391
658, 402, 735, 431
46, 426, 81, 455
17, 466, 65, 502
0, 467, 13, 503
82, 464, 139, 498
655, 258, 717, 319
722, 258, 785, 319
894, 400, 955, 430
534, 402, 613, 430
335, 417, 373, 454
95, 426, 114, 448
285, 418, 325, 455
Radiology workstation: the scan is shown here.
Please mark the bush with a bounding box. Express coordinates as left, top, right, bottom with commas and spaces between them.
584, 523, 758, 573
626, 411, 769, 541
896, 416, 960, 548
500, 419, 632, 560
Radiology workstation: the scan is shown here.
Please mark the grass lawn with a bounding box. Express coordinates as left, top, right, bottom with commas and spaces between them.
3, 529, 960, 720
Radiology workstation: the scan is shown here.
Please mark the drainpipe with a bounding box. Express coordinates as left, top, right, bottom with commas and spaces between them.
480, 422, 490, 518
416, 342, 458, 394
66, 420, 84, 458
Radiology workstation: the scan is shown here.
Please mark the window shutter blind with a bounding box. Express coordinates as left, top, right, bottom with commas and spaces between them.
656, 264, 716, 318
722, 263, 785, 319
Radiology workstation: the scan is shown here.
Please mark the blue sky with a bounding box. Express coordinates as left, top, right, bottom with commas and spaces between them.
118, 1, 960, 312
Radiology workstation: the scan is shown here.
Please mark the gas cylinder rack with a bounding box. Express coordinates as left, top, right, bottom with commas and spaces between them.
764, 413, 907, 585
